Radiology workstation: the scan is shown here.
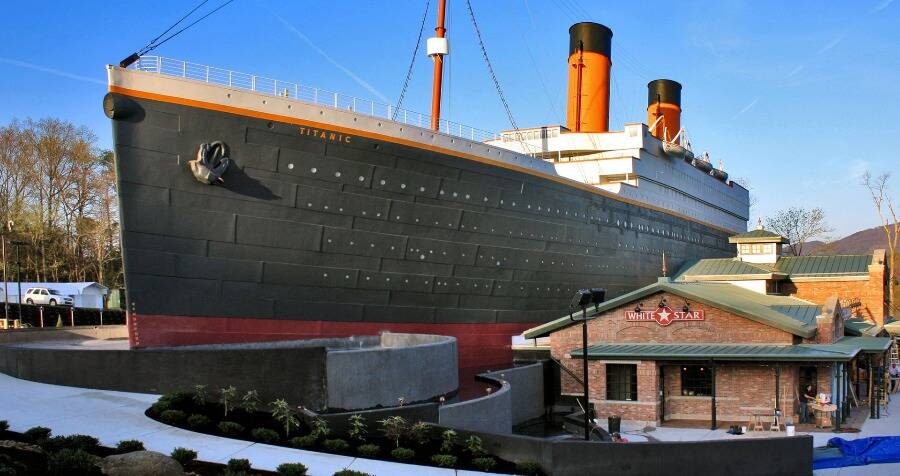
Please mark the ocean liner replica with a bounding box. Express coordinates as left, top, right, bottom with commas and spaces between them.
105, 5, 748, 367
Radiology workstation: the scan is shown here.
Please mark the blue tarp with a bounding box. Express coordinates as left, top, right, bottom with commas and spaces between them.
813, 437, 900, 469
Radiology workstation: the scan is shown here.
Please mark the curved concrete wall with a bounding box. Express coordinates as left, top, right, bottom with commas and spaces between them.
0, 330, 458, 413
483, 362, 546, 425
326, 333, 458, 410
439, 375, 512, 433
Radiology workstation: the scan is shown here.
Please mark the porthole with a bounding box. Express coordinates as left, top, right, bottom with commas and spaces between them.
288, 163, 294, 170
310, 167, 318, 174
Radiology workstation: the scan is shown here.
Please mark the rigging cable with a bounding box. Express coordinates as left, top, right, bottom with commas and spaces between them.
464, 0, 519, 133
119, 0, 237, 67
393, 0, 431, 120
138, 0, 211, 55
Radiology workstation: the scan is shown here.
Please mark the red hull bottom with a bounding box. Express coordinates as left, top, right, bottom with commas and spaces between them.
128, 313, 538, 369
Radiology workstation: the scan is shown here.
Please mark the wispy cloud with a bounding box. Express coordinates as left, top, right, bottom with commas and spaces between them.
268, 12, 390, 104
872, 0, 895, 13
817, 33, 847, 55
0, 57, 105, 85
731, 96, 760, 120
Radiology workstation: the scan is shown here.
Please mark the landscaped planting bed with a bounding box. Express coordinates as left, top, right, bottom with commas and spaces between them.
0, 419, 291, 475
145, 386, 546, 475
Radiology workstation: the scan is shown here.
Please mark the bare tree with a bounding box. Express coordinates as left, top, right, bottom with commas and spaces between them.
862, 171, 898, 313
765, 207, 832, 256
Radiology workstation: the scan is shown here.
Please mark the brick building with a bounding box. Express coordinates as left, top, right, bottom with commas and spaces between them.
523, 280, 891, 429
675, 225, 891, 332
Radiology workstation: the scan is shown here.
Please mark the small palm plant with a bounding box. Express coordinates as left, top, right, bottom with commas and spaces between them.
464, 435, 487, 457
440, 429, 457, 453
379, 416, 409, 448
270, 399, 300, 438
220, 386, 237, 418
311, 418, 330, 440
193, 385, 208, 406
348, 414, 367, 442
409, 421, 431, 446
240, 390, 261, 414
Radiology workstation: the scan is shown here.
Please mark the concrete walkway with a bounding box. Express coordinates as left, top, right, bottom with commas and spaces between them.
0, 373, 498, 476
608, 398, 900, 475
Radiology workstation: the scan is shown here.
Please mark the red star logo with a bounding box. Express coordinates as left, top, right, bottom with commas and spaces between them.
654, 306, 674, 326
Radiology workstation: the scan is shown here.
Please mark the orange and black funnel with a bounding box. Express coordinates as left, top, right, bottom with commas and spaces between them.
566, 22, 612, 133
647, 79, 682, 141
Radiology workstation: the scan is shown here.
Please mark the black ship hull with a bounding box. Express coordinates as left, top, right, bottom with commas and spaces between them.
109, 91, 733, 368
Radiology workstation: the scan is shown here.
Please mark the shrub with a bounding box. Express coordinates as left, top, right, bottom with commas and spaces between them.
240, 390, 261, 414
46, 448, 99, 476
220, 386, 237, 418
251, 427, 280, 444
0, 453, 26, 475
347, 414, 366, 442
356, 443, 380, 458
159, 390, 193, 409
439, 429, 457, 453
116, 439, 145, 453
276, 462, 309, 476
430, 454, 457, 468
24, 426, 51, 442
0, 420, 9, 431
379, 416, 408, 448
270, 399, 300, 438
160, 409, 186, 425
472, 456, 497, 472
390, 447, 415, 461
149, 400, 172, 415
193, 384, 208, 406
516, 460, 544, 475
170, 447, 198, 466
464, 435, 486, 457
290, 435, 317, 448
332, 471, 373, 476
409, 421, 431, 446
310, 418, 330, 440
187, 413, 211, 430
218, 421, 245, 436
41, 434, 100, 453
223, 458, 252, 476
323, 438, 350, 453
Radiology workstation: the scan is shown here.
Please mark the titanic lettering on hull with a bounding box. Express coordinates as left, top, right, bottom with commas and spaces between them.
297, 126, 352, 143
625, 306, 704, 326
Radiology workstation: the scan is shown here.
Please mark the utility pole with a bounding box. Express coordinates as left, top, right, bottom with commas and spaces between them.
569, 288, 606, 440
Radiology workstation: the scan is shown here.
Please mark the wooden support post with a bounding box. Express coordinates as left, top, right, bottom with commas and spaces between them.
869, 354, 875, 419
710, 360, 717, 430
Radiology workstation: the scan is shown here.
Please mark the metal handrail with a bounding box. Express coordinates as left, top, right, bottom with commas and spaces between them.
129, 56, 499, 143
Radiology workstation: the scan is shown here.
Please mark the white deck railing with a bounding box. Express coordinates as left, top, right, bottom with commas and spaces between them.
129, 56, 500, 143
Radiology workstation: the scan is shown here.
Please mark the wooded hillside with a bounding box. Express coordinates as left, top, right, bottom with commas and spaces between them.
0, 118, 121, 287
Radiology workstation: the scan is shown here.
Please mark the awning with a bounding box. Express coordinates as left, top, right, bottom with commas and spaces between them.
568, 342, 860, 362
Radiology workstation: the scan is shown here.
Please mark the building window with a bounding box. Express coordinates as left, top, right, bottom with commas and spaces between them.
681, 365, 712, 396
606, 364, 637, 401
740, 244, 751, 254
750, 244, 763, 254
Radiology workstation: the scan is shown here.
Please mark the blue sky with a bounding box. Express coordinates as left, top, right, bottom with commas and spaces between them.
1, 0, 898, 238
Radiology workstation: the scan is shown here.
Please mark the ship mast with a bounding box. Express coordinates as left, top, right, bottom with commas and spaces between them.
428, 0, 449, 131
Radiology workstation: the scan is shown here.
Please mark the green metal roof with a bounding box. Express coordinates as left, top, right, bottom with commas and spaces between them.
833, 336, 893, 353
775, 255, 872, 278
522, 279, 819, 339
567, 343, 858, 362
770, 305, 823, 327
675, 254, 872, 282
884, 317, 900, 337
844, 318, 883, 337
674, 258, 782, 280
728, 229, 788, 244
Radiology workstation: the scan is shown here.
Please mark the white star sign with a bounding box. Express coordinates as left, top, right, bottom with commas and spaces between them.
654, 306, 674, 326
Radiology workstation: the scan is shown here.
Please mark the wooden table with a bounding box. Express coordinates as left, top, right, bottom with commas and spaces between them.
809, 402, 837, 429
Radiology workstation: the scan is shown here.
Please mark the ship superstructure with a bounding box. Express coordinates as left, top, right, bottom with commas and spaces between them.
105, 16, 748, 368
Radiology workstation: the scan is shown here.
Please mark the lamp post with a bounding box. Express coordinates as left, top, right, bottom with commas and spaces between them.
10, 240, 25, 323
569, 288, 606, 441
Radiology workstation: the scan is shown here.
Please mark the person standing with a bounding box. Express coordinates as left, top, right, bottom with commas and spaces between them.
800, 384, 816, 423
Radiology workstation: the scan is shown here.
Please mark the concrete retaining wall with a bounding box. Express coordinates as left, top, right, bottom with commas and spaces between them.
443, 424, 813, 476
0, 329, 458, 413
326, 333, 458, 410
483, 362, 545, 425
0, 338, 329, 410
439, 375, 512, 434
